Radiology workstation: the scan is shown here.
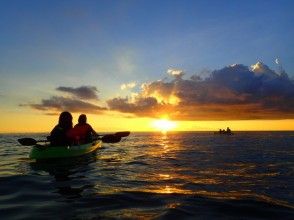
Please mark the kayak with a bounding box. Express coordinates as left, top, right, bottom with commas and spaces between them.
29, 140, 102, 160
214, 132, 234, 135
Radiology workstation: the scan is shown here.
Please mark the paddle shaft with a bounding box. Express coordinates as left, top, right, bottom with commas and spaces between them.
18, 131, 130, 146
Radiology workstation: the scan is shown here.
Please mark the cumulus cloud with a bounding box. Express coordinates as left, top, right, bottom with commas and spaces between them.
120, 82, 136, 90
22, 85, 106, 115
56, 86, 99, 100
107, 62, 294, 120
107, 96, 174, 118
167, 68, 185, 79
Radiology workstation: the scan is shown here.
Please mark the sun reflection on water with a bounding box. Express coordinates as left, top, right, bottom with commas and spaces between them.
145, 185, 193, 194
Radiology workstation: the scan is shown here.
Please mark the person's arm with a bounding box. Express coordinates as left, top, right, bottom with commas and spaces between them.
50, 126, 63, 146
88, 124, 98, 136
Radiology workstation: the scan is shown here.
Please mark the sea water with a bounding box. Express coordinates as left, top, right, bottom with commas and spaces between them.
0, 132, 293, 219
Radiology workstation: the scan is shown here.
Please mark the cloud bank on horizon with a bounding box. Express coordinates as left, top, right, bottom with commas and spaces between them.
24, 62, 294, 120
108, 62, 294, 120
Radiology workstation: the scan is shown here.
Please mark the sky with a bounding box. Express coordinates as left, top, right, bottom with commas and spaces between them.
0, 0, 293, 133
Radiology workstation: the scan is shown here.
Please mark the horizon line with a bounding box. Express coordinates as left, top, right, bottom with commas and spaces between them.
1, 130, 294, 135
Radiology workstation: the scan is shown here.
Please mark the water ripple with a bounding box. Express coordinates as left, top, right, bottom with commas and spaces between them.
0, 132, 293, 219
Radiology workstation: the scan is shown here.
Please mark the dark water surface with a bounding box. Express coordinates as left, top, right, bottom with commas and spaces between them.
0, 132, 293, 219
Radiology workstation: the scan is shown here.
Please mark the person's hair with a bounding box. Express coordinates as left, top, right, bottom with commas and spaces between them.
78, 114, 87, 124
58, 111, 73, 129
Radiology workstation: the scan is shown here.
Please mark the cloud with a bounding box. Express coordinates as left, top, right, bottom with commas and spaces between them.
107, 96, 174, 118
167, 68, 185, 79
107, 62, 294, 120
22, 85, 106, 115
56, 86, 99, 100
26, 96, 107, 114
120, 82, 136, 90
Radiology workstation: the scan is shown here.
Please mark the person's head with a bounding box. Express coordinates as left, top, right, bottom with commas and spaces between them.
78, 114, 87, 124
58, 111, 73, 129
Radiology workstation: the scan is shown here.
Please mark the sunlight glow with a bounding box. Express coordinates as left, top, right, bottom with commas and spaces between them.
152, 119, 177, 132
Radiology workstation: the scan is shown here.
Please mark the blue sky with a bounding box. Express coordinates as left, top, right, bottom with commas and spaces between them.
1, 1, 293, 74
0, 0, 293, 126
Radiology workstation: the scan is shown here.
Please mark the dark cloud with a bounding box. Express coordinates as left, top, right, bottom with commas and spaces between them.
107, 62, 294, 120
56, 86, 99, 100
27, 96, 107, 114
22, 85, 106, 115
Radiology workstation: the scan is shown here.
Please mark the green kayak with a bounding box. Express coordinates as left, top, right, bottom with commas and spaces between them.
29, 140, 102, 160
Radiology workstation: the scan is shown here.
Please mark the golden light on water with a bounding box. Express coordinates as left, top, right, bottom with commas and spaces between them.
151, 118, 177, 133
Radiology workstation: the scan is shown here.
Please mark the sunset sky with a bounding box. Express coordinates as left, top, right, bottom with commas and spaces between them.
0, 0, 293, 133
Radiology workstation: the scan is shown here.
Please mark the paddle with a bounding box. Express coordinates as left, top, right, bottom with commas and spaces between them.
101, 134, 121, 143
96, 131, 130, 138
92, 131, 130, 143
18, 138, 47, 146
18, 131, 130, 146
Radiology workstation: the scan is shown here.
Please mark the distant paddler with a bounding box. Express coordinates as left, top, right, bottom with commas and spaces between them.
214, 127, 233, 135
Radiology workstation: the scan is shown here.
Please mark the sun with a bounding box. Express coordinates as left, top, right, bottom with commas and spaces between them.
152, 119, 177, 133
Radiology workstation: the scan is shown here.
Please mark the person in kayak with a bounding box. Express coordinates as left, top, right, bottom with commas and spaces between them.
49, 111, 73, 146
226, 127, 232, 134
69, 114, 98, 144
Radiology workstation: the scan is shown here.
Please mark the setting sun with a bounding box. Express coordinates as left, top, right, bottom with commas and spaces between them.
152, 119, 177, 132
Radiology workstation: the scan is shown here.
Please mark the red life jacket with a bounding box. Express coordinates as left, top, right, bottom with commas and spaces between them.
67, 124, 92, 144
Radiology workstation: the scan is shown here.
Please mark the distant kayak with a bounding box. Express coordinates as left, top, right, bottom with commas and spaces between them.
29, 140, 102, 160
214, 131, 234, 135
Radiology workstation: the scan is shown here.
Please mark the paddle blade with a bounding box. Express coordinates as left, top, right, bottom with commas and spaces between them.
114, 131, 130, 138
101, 135, 122, 143
18, 138, 37, 146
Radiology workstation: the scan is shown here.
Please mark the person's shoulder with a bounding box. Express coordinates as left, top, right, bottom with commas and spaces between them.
86, 123, 93, 128
52, 125, 61, 130
51, 125, 63, 133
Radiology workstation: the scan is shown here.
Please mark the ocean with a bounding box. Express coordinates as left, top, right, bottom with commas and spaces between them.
0, 132, 293, 219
